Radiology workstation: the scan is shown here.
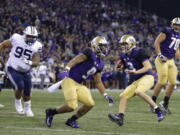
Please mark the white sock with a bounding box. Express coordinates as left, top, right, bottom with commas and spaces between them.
24, 100, 31, 111
15, 99, 22, 104
47, 80, 62, 93
154, 105, 158, 110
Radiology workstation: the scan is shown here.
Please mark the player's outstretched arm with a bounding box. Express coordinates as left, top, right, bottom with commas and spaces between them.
66, 53, 87, 70
21, 52, 41, 67
0, 40, 12, 51
130, 60, 152, 74
175, 48, 180, 59
31, 53, 41, 67
154, 33, 166, 55
154, 33, 167, 62
93, 73, 115, 106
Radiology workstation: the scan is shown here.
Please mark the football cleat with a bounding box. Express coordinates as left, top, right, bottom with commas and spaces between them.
25, 109, 34, 117
15, 99, 24, 115
0, 104, 4, 108
24, 100, 34, 117
156, 110, 165, 122
108, 113, 124, 126
159, 101, 172, 114
45, 109, 54, 127
65, 119, 80, 128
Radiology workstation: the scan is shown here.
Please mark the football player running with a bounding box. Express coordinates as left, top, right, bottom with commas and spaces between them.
45, 36, 115, 128
108, 35, 164, 126
0, 26, 43, 117
151, 17, 180, 114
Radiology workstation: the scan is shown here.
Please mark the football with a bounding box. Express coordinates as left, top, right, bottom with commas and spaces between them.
116, 59, 124, 69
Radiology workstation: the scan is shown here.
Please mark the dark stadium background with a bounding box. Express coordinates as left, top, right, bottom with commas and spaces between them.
121, 0, 180, 19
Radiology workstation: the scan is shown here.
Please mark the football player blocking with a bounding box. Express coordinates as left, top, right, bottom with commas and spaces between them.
108, 35, 165, 126
45, 36, 115, 128
0, 26, 43, 117
151, 17, 180, 114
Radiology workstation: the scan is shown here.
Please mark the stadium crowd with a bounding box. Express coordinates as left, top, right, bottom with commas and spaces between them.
0, 0, 180, 89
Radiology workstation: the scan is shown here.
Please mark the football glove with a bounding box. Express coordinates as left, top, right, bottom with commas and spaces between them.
158, 54, 167, 62
103, 93, 115, 106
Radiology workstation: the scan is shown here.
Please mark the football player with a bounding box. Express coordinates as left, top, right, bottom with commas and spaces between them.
0, 26, 43, 116
0, 60, 5, 108
151, 17, 180, 114
45, 36, 115, 128
108, 35, 164, 126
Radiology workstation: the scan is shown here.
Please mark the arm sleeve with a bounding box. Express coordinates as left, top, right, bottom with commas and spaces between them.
136, 49, 150, 62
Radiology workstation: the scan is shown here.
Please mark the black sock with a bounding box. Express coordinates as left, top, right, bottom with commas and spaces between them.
118, 113, 124, 118
50, 108, 58, 115
69, 115, 78, 121
152, 96, 157, 103
155, 107, 161, 114
163, 96, 170, 108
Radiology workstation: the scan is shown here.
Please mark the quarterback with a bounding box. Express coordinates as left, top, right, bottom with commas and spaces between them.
151, 17, 180, 114
45, 36, 114, 128
108, 35, 164, 126
0, 26, 43, 117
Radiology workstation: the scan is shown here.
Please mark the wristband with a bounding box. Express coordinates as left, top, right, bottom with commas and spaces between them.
28, 60, 33, 66
65, 66, 71, 71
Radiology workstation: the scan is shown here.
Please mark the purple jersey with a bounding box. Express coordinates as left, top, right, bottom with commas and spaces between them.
58, 71, 68, 81
69, 48, 104, 83
160, 28, 180, 59
120, 47, 153, 83
102, 71, 112, 82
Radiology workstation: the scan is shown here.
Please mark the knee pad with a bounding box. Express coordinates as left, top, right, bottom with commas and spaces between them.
67, 100, 78, 110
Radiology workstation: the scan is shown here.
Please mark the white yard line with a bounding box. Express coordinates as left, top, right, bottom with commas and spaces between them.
0, 126, 143, 135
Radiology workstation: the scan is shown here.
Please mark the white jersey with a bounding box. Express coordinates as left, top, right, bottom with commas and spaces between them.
7, 33, 43, 72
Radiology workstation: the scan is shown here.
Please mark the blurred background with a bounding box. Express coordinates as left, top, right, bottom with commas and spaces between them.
0, 0, 180, 90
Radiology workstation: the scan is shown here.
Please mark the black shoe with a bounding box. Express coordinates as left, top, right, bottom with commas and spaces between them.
108, 113, 124, 126
159, 101, 172, 114
45, 109, 54, 127
65, 119, 80, 128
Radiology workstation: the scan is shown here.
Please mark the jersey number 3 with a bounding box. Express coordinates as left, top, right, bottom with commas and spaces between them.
14, 46, 32, 60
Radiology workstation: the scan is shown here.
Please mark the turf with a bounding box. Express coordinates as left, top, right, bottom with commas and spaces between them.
0, 89, 180, 135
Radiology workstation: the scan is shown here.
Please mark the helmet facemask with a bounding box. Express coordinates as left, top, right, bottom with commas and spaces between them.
25, 35, 38, 45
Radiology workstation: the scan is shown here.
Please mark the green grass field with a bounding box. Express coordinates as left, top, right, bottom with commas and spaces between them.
0, 89, 180, 135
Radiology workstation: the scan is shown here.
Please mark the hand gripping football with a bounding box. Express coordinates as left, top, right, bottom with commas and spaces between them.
116, 59, 124, 70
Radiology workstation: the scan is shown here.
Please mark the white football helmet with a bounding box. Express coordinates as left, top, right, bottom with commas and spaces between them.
23, 26, 39, 45
171, 17, 180, 32
119, 34, 136, 53
91, 36, 109, 56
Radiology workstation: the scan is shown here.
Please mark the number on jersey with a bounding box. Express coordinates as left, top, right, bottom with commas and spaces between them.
169, 37, 180, 50
14, 46, 32, 60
